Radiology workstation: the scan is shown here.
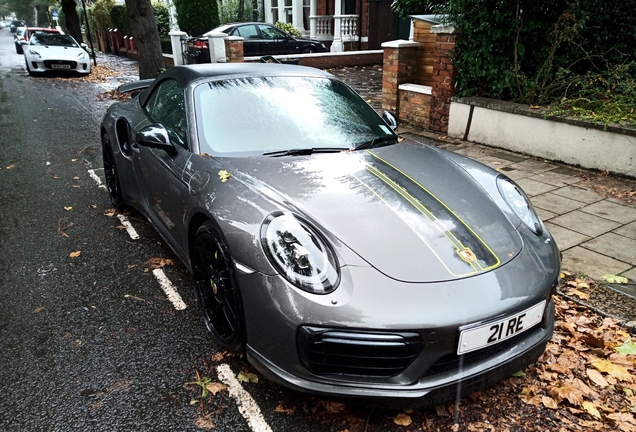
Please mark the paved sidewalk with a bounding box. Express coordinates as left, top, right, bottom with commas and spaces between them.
403, 131, 636, 282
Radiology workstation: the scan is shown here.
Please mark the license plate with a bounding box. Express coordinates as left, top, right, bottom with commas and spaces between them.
457, 301, 546, 355
51, 64, 70, 69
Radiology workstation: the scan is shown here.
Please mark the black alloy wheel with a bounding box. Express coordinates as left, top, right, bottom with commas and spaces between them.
101, 134, 124, 208
192, 221, 246, 352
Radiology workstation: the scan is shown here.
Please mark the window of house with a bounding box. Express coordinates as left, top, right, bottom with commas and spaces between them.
271, 0, 279, 23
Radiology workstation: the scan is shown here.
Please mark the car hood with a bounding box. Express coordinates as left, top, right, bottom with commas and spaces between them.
223, 142, 523, 283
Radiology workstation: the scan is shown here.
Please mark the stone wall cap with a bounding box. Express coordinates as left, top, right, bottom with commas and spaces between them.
430, 24, 457, 34
381, 39, 420, 48
244, 49, 383, 61
399, 83, 432, 95
204, 30, 228, 38
453, 96, 636, 138
410, 14, 443, 24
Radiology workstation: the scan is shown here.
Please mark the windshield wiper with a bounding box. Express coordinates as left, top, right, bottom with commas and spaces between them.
354, 135, 398, 151
263, 147, 348, 157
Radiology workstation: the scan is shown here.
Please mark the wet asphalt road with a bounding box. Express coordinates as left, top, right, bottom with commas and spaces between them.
0, 32, 364, 432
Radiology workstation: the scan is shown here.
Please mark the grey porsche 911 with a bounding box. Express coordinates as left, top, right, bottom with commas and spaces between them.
100, 63, 560, 406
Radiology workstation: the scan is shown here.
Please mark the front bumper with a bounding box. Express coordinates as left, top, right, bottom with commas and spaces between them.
247, 300, 553, 406
27, 58, 90, 74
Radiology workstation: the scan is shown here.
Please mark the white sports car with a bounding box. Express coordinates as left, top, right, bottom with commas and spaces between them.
22, 33, 91, 76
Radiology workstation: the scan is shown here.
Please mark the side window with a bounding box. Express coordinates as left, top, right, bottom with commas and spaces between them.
259, 25, 286, 40
234, 25, 259, 39
144, 79, 188, 148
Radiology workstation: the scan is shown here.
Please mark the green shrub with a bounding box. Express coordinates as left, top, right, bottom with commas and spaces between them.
110, 4, 131, 36
173, 0, 219, 36
274, 21, 302, 37
153, 1, 170, 39
393, 0, 636, 107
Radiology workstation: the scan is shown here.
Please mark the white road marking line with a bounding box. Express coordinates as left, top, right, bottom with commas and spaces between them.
116, 214, 140, 240
152, 268, 187, 310
216, 364, 273, 432
88, 169, 107, 190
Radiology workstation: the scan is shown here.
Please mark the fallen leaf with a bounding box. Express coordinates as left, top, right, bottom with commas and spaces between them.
218, 170, 231, 182
607, 412, 636, 432
145, 257, 174, 269
73, 176, 79, 180
393, 412, 412, 426
582, 401, 602, 419
548, 383, 585, 406
194, 415, 215, 430
586, 368, 609, 388
6, 164, 15, 169
64, 206, 73, 211
542, 395, 559, 409
601, 274, 629, 284
435, 405, 450, 416
568, 288, 590, 300
90, 205, 97, 209
70, 251, 81, 258
104, 209, 116, 217
71, 159, 77, 162
275, 403, 296, 414
237, 371, 258, 383
590, 357, 633, 382
212, 352, 225, 362
33, 307, 45, 313
616, 340, 636, 356
205, 382, 227, 395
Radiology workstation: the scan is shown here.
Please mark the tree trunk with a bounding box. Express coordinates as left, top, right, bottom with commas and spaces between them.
125, 0, 165, 79
61, 0, 83, 44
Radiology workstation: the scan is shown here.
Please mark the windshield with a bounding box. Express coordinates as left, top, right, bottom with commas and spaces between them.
31, 33, 78, 47
194, 76, 395, 157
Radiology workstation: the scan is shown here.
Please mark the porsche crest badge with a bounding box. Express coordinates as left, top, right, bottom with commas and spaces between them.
458, 248, 477, 263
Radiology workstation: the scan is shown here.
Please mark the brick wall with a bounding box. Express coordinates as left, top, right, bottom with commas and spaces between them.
381, 41, 419, 113
399, 88, 431, 128
429, 33, 458, 133
412, 20, 435, 87
225, 39, 244, 63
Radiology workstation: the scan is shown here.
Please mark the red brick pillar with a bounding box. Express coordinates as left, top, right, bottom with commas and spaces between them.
429, 26, 459, 133
381, 40, 420, 113
224, 36, 244, 63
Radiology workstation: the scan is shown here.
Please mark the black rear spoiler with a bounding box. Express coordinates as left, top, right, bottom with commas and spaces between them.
118, 79, 154, 94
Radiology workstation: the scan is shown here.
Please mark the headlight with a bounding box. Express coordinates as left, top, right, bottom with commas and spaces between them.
29, 50, 41, 58
261, 212, 340, 294
497, 177, 543, 235
77, 51, 86, 60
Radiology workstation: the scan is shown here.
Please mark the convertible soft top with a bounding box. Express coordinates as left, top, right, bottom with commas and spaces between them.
130, 63, 333, 105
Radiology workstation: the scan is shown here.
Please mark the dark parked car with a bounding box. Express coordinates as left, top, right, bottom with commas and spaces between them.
9, 20, 26, 33
100, 63, 559, 406
187, 22, 328, 63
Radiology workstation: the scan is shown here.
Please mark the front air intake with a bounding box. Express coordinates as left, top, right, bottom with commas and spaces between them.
297, 326, 423, 377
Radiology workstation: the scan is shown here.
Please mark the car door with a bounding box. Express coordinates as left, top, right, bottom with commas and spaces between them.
258, 24, 295, 55
232, 24, 266, 56
131, 78, 192, 255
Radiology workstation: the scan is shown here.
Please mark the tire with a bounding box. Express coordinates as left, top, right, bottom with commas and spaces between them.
25, 60, 33, 76
16, 44, 22, 54
101, 134, 125, 208
192, 221, 246, 352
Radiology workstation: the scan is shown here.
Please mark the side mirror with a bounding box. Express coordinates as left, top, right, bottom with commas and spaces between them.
81, 43, 88, 50
136, 124, 177, 156
382, 111, 398, 131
